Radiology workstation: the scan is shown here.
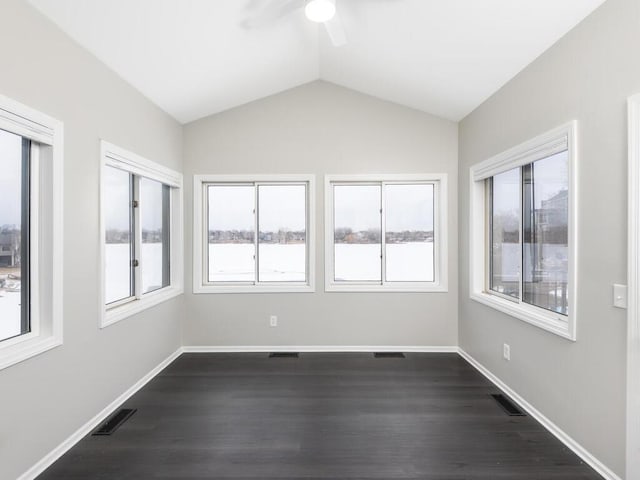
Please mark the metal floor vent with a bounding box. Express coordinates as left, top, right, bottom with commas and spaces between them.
491, 394, 526, 416
93, 408, 137, 436
374, 352, 406, 358
269, 352, 299, 358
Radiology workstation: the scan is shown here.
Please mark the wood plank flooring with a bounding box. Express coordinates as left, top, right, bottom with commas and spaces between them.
38, 353, 603, 479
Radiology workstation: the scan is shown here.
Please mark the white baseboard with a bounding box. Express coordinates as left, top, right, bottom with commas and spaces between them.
458, 348, 622, 480
182, 345, 459, 353
18, 347, 184, 480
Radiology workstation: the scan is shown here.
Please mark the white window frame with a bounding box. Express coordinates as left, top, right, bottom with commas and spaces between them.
324, 174, 448, 293
193, 174, 316, 294
469, 122, 577, 340
100, 141, 183, 327
627, 93, 640, 480
0, 94, 63, 371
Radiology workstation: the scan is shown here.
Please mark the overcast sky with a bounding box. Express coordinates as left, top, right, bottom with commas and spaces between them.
104, 166, 165, 231
207, 183, 435, 233
334, 184, 434, 232
208, 184, 306, 232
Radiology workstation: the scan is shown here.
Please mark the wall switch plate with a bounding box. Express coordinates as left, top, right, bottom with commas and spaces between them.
503, 343, 511, 361
270, 315, 278, 327
613, 284, 628, 309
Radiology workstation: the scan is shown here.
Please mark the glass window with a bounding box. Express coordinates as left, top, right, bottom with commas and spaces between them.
258, 185, 306, 282
195, 176, 314, 293
522, 151, 569, 314
385, 184, 434, 282
140, 178, 170, 294
101, 141, 183, 327
207, 185, 255, 283
489, 168, 520, 299
206, 182, 309, 286
486, 151, 569, 315
470, 122, 575, 339
104, 166, 134, 305
0, 129, 29, 342
327, 177, 446, 292
0, 95, 64, 370
333, 185, 382, 282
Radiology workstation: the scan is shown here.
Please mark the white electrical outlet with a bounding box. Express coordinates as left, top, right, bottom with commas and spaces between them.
503, 343, 511, 361
270, 315, 278, 327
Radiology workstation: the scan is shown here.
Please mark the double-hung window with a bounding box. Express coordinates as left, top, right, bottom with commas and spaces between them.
470, 122, 577, 340
0, 95, 63, 370
101, 142, 183, 327
193, 175, 315, 293
325, 174, 448, 292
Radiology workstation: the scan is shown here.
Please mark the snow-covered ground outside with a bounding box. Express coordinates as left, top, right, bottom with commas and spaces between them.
208, 242, 435, 282
1, 240, 569, 342
105, 243, 165, 304
0, 289, 20, 341
2, 241, 438, 340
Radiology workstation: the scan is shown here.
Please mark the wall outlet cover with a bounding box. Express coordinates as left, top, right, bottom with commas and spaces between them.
503, 343, 511, 361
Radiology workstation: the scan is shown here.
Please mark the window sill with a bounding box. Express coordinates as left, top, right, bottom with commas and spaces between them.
102, 286, 183, 328
194, 284, 315, 294
0, 332, 63, 371
470, 291, 575, 340
326, 283, 448, 293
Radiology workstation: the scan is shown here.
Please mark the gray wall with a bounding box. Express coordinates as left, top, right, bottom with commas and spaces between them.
458, 0, 639, 475
0, 2, 183, 479
183, 81, 458, 347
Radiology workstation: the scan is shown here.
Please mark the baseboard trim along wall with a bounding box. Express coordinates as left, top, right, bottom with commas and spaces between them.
458, 348, 622, 480
18, 347, 184, 480
182, 345, 459, 353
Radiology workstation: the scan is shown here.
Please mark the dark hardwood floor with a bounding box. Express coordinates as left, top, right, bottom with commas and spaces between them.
38, 353, 603, 479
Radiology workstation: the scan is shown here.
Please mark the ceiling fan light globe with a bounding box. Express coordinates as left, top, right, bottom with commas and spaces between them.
305, 0, 336, 23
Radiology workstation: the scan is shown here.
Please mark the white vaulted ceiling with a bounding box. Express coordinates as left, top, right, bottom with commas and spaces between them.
28, 0, 606, 124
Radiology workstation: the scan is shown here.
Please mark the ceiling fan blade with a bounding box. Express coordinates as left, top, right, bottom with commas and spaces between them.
240, 0, 301, 29
323, 14, 347, 46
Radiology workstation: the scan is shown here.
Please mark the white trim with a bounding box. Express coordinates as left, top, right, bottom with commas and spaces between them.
469, 293, 575, 341
469, 121, 577, 340
101, 141, 181, 187
183, 345, 459, 353
627, 93, 640, 480
324, 174, 448, 293
0, 94, 56, 145
101, 287, 183, 328
99, 141, 184, 328
17, 348, 183, 480
471, 123, 570, 182
458, 348, 621, 480
0, 95, 64, 371
192, 174, 316, 294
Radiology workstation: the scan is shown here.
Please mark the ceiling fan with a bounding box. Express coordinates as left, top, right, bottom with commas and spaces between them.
304, 0, 347, 47
241, 0, 347, 47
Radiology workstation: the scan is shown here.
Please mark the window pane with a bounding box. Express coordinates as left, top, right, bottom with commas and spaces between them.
334, 185, 381, 282
258, 185, 306, 282
141, 178, 170, 294
523, 151, 569, 315
104, 166, 134, 304
0, 130, 28, 342
208, 185, 255, 282
490, 168, 521, 298
385, 184, 434, 282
